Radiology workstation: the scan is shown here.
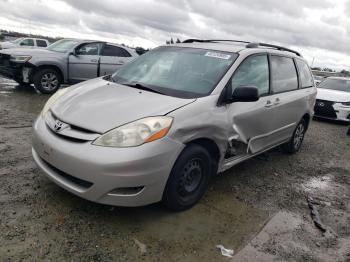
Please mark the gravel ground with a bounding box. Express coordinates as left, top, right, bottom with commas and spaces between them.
0, 80, 349, 261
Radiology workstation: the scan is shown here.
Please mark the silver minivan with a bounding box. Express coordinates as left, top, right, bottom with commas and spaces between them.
32, 39, 317, 210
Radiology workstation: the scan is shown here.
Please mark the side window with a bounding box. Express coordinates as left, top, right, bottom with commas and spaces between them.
296, 59, 313, 88
36, 40, 48, 47
76, 43, 100, 55
231, 55, 269, 96
20, 39, 34, 46
270, 56, 298, 93
101, 45, 131, 57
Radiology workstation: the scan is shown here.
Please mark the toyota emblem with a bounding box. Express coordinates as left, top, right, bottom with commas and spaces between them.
53, 119, 68, 132
318, 102, 325, 107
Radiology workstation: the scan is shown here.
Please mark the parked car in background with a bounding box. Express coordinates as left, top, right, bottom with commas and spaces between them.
32, 39, 316, 210
313, 75, 324, 86
0, 39, 138, 93
0, 37, 50, 50
315, 77, 350, 122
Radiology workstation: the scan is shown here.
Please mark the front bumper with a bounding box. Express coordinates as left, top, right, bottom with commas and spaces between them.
0, 54, 32, 82
32, 115, 184, 207
314, 100, 350, 122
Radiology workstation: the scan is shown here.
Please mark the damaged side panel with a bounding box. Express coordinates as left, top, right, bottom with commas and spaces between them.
168, 95, 248, 172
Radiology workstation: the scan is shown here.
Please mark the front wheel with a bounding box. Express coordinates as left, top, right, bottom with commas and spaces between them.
162, 144, 212, 211
33, 68, 62, 94
282, 119, 307, 154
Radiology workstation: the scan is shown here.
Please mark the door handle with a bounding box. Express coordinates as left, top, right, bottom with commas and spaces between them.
265, 100, 273, 108
91, 59, 98, 62
274, 98, 280, 105
118, 61, 125, 64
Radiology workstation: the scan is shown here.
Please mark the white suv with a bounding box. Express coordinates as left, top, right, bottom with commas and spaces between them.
0, 37, 50, 50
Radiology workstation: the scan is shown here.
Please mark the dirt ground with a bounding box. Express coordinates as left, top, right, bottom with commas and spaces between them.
0, 78, 349, 261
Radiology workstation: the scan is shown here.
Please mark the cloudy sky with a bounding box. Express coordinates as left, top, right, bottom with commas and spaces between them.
0, 0, 350, 70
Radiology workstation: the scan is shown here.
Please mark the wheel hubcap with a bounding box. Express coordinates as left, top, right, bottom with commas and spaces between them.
41, 73, 58, 91
177, 159, 203, 197
293, 124, 305, 150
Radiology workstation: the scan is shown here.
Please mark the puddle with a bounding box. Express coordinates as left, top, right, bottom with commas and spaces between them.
303, 175, 332, 192
0, 91, 13, 94
0, 80, 49, 114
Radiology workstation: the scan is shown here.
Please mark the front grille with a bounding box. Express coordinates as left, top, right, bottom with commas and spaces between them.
314, 99, 337, 119
41, 157, 93, 189
45, 112, 98, 142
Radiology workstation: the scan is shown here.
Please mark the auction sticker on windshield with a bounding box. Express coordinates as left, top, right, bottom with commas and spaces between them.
205, 52, 231, 60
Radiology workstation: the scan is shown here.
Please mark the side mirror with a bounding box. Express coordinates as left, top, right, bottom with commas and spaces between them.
69, 49, 77, 56
230, 86, 259, 103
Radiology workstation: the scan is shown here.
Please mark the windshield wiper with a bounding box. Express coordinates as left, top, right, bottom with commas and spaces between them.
122, 82, 163, 94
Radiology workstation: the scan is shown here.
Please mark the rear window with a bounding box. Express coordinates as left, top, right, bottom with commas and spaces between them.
36, 40, 48, 47
101, 45, 131, 57
296, 59, 313, 88
271, 56, 298, 93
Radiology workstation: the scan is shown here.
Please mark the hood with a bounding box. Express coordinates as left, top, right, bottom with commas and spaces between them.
51, 78, 196, 133
0, 41, 16, 49
316, 88, 350, 103
0, 47, 59, 56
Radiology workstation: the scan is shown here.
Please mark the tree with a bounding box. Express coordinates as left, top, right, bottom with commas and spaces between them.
176, 38, 181, 43
340, 69, 350, 77
170, 38, 174, 44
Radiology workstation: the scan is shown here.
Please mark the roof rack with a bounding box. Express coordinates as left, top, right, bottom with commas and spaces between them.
246, 42, 301, 57
182, 39, 250, 44
182, 39, 302, 57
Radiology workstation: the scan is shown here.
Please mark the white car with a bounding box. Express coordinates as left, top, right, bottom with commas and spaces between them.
0, 37, 50, 50
315, 77, 350, 122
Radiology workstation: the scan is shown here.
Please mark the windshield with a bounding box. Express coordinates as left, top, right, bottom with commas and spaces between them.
112, 46, 238, 98
318, 78, 350, 92
10, 38, 24, 43
47, 39, 80, 53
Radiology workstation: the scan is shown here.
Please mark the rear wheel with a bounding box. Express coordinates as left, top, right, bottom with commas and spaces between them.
33, 68, 62, 94
162, 144, 212, 211
282, 119, 307, 154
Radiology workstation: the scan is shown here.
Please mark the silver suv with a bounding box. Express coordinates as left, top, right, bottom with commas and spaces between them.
32, 39, 317, 210
0, 39, 138, 93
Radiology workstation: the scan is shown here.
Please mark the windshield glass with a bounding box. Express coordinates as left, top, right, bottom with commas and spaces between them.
47, 39, 80, 53
10, 38, 24, 43
112, 47, 238, 98
318, 78, 350, 92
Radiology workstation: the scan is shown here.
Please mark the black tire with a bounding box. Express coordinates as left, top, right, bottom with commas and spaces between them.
347, 126, 350, 136
33, 68, 62, 94
162, 144, 212, 211
282, 119, 307, 154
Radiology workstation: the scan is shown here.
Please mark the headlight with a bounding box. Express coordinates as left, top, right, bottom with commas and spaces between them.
341, 101, 350, 106
10, 55, 32, 63
41, 88, 69, 116
93, 116, 173, 147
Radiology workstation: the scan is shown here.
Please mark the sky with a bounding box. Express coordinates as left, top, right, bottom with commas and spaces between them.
0, 0, 350, 70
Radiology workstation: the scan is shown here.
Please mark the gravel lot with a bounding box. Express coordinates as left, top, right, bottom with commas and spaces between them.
0, 78, 349, 261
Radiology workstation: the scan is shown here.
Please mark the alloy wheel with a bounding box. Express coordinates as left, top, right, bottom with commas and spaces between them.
293, 123, 305, 150
41, 73, 58, 91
